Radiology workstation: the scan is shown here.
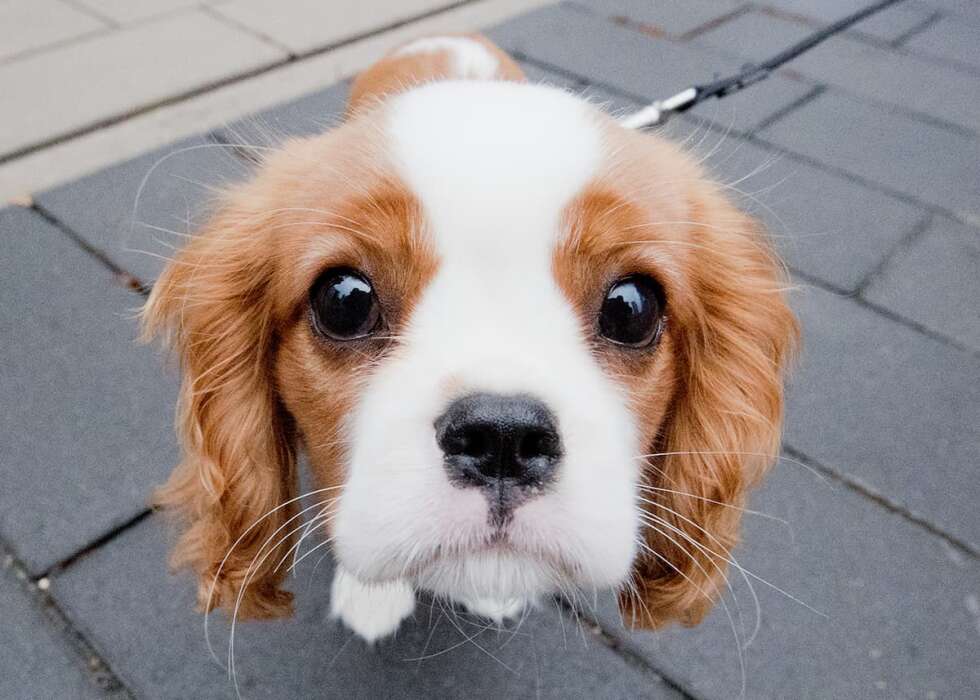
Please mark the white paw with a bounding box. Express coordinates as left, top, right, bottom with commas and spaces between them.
330, 567, 415, 643
457, 595, 526, 624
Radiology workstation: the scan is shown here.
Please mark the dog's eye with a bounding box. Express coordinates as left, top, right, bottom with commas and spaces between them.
309, 268, 381, 341
598, 275, 665, 347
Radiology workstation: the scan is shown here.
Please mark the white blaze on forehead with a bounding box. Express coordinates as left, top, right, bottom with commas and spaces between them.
395, 36, 500, 79
387, 80, 601, 278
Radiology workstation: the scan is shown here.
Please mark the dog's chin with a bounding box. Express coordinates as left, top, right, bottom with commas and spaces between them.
413, 549, 562, 602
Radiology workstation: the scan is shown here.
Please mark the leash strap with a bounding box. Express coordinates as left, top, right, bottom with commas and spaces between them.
622, 0, 910, 129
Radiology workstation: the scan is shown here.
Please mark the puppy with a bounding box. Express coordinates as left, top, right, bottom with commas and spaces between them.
144, 35, 798, 643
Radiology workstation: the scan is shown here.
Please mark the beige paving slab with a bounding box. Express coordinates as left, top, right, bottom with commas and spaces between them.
0, 0, 554, 201
0, 9, 286, 159
0, 0, 107, 61
213, 0, 464, 54
72, 0, 223, 25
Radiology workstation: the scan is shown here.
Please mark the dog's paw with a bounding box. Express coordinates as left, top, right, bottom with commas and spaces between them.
329, 567, 415, 643
457, 595, 526, 624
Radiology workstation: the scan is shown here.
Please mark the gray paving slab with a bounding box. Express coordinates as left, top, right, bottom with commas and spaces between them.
691, 136, 926, 292
863, 216, 980, 352
51, 515, 682, 700
923, 0, 980, 23
905, 15, 980, 70
784, 285, 980, 549
596, 461, 980, 699
568, 0, 744, 36
0, 558, 105, 700
487, 4, 815, 133
762, 0, 935, 42
35, 135, 251, 285
758, 89, 980, 220
698, 9, 980, 134
0, 206, 177, 574
215, 81, 350, 150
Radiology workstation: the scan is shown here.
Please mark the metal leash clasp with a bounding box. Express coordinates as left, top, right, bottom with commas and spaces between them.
620, 87, 698, 130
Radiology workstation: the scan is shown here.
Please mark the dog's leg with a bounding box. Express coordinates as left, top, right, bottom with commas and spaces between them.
330, 567, 415, 643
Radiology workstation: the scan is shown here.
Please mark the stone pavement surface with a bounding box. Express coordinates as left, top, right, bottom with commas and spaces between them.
1, 1, 979, 698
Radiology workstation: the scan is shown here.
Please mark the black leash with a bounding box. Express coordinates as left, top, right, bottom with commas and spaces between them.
622, 0, 910, 129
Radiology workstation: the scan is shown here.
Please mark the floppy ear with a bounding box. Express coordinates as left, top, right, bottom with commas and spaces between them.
143, 202, 298, 619
620, 196, 799, 629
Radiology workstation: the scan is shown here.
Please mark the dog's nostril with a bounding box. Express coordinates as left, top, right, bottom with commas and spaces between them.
435, 393, 562, 491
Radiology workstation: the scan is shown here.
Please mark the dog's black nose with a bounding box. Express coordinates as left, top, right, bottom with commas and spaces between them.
435, 393, 562, 490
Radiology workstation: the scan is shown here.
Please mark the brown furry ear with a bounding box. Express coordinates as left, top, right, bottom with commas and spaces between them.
143, 204, 298, 620
620, 199, 799, 630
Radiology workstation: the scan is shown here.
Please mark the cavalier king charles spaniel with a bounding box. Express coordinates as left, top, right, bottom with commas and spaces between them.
144, 35, 798, 643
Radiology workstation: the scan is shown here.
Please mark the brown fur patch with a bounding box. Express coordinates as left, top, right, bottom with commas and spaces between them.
555, 122, 799, 629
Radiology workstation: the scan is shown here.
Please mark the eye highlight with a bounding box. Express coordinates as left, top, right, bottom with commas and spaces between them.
598, 275, 665, 348
309, 268, 382, 341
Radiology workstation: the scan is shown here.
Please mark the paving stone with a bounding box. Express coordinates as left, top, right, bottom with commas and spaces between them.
0, 206, 178, 574
0, 10, 286, 159
487, 4, 815, 133
758, 90, 980, 220
923, 0, 980, 23
0, 0, 106, 62
51, 515, 681, 700
213, 0, 461, 55
864, 216, 980, 352
596, 461, 980, 699
74, 0, 221, 24
36, 134, 251, 284
784, 286, 980, 549
761, 0, 935, 42
691, 136, 925, 292
905, 16, 980, 69
215, 81, 350, 149
699, 9, 980, 133
0, 561, 104, 699
568, 0, 744, 36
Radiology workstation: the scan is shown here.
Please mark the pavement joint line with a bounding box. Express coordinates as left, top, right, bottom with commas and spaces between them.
0, 539, 134, 698
781, 446, 980, 559
554, 596, 702, 700
0, 25, 114, 68
41, 509, 155, 580
0, 0, 484, 167
201, 3, 296, 57
852, 212, 934, 296
889, 8, 943, 46
789, 264, 980, 359
26, 202, 150, 296
678, 4, 755, 41
750, 83, 826, 133
60, 0, 120, 29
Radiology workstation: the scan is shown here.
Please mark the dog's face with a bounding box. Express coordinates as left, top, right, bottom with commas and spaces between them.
147, 75, 796, 628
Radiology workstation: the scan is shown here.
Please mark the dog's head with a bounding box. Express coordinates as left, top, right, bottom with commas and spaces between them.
145, 37, 797, 629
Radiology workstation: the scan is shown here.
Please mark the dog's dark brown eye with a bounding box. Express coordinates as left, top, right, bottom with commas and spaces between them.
598, 275, 665, 347
309, 268, 381, 341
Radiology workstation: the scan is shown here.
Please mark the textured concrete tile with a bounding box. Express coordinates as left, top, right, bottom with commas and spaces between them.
864, 217, 980, 352
488, 5, 814, 132
0, 0, 106, 61
0, 10, 285, 158
36, 135, 251, 284
0, 206, 177, 574
691, 137, 925, 292
923, 0, 980, 23
905, 16, 980, 69
213, 0, 460, 54
699, 9, 980, 133
763, 0, 934, 42
0, 561, 103, 699
784, 286, 980, 549
216, 81, 350, 148
759, 90, 980, 219
599, 463, 980, 698
74, 0, 221, 24
51, 515, 681, 700
569, 0, 744, 35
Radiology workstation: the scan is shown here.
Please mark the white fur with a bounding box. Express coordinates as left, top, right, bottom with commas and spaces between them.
395, 36, 500, 79
331, 82, 640, 641
330, 567, 415, 644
